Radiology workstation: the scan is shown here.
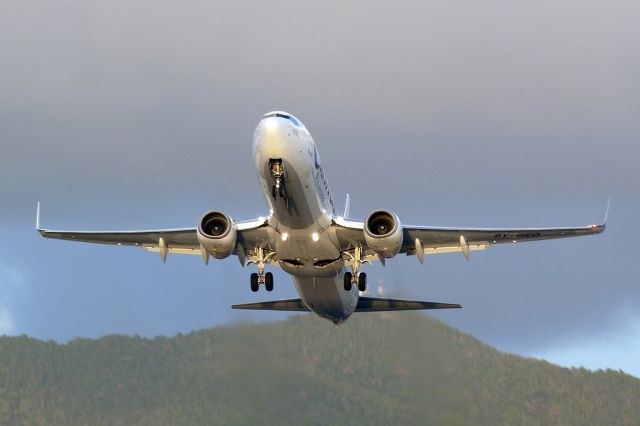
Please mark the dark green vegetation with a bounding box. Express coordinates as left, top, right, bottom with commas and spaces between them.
0, 314, 638, 425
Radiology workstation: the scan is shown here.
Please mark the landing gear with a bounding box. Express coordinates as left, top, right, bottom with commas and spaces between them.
344, 272, 353, 291
249, 270, 273, 292
270, 159, 288, 205
272, 181, 287, 201
358, 272, 367, 292
343, 246, 368, 292
343, 271, 366, 292
248, 247, 275, 292
250, 273, 259, 292
265, 272, 274, 292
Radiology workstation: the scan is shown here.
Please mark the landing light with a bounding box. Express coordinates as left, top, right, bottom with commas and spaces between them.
312, 232, 319, 242
281, 232, 289, 241
265, 118, 278, 131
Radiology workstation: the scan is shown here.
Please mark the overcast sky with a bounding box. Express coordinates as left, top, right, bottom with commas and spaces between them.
1, 0, 639, 376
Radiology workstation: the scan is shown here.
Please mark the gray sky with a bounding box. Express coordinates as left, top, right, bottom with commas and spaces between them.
1, 0, 639, 375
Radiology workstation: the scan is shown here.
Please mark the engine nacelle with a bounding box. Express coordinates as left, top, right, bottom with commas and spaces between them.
364, 210, 403, 258
197, 211, 237, 259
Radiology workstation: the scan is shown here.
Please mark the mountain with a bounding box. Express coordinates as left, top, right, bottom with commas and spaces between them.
0, 313, 638, 425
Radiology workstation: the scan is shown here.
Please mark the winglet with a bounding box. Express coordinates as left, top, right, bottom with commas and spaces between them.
591, 198, 610, 234
343, 193, 351, 218
36, 201, 41, 230
603, 197, 611, 225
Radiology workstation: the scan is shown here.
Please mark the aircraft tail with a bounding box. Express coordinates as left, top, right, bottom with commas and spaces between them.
231, 297, 460, 312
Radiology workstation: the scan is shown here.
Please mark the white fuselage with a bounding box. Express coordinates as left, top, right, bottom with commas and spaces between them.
252, 112, 358, 323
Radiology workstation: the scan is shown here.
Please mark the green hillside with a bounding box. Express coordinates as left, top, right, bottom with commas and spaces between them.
0, 313, 638, 425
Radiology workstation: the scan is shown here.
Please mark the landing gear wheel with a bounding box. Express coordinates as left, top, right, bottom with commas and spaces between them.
250, 273, 259, 292
279, 182, 286, 198
265, 272, 274, 292
272, 185, 277, 199
343, 272, 353, 291
358, 272, 367, 292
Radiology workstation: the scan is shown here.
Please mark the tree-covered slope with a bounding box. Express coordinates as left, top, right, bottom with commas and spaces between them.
0, 313, 638, 425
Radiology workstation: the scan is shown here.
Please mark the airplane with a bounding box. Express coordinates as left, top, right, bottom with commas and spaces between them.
37, 111, 608, 324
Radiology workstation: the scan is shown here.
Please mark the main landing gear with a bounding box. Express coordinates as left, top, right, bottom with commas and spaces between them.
250, 271, 273, 292
343, 246, 367, 292
249, 247, 274, 292
343, 271, 367, 292
270, 159, 288, 205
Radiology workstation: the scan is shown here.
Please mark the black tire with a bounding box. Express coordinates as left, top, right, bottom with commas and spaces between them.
279, 182, 286, 198
250, 273, 259, 292
272, 185, 277, 199
358, 272, 367, 292
265, 272, 274, 292
343, 272, 353, 291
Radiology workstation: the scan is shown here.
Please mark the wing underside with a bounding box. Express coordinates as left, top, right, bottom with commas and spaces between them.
38, 212, 272, 262
334, 214, 606, 261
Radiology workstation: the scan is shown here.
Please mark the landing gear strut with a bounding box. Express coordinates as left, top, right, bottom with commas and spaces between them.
270, 159, 288, 205
343, 246, 367, 292
249, 247, 275, 292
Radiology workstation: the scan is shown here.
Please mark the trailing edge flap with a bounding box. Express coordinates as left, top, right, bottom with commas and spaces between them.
231, 298, 310, 311
355, 297, 461, 312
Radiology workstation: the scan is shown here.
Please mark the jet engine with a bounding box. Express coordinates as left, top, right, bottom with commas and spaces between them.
364, 210, 403, 258
197, 211, 237, 259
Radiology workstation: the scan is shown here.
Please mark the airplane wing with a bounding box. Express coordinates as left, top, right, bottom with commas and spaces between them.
39, 226, 202, 253
37, 204, 271, 263
334, 205, 607, 261
400, 222, 605, 258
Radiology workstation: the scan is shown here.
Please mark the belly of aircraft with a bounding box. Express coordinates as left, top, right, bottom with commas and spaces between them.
254, 128, 354, 321
293, 274, 359, 323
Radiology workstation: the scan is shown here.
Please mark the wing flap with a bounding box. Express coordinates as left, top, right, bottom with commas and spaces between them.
144, 245, 202, 255
405, 243, 488, 256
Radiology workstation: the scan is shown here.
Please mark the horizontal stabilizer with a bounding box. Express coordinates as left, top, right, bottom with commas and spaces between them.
355, 297, 461, 312
231, 298, 309, 311
231, 297, 460, 313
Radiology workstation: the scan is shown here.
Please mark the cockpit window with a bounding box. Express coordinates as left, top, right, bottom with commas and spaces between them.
262, 112, 302, 127
263, 112, 290, 119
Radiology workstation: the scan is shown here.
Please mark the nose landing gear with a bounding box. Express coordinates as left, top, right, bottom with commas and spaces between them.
270, 159, 288, 205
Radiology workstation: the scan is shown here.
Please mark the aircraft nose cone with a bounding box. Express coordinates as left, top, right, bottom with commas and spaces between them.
263, 117, 281, 133
259, 118, 288, 145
